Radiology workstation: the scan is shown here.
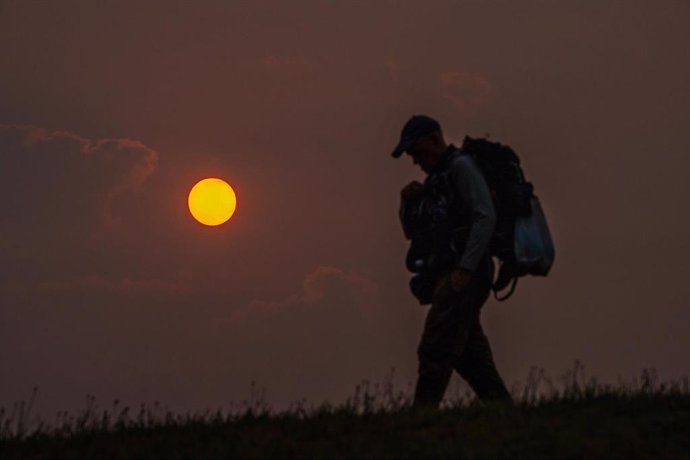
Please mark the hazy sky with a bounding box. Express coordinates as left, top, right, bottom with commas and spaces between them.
1, 1, 689, 417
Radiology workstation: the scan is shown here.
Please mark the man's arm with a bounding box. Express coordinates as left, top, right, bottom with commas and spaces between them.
449, 154, 496, 277
399, 180, 425, 239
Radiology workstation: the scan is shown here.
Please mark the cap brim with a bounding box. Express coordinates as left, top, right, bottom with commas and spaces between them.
391, 140, 411, 158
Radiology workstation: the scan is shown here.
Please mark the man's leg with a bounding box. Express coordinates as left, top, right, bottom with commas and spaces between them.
414, 349, 455, 407
453, 319, 512, 402
413, 273, 477, 408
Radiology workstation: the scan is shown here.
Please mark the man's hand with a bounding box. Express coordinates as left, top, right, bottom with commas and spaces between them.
401, 180, 424, 201
450, 269, 473, 291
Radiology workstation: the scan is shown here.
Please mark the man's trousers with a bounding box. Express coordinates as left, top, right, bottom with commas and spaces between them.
413, 258, 512, 407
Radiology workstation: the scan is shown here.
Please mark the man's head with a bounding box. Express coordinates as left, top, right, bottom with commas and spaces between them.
391, 115, 448, 174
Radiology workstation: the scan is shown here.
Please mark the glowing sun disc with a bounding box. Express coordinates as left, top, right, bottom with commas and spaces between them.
188, 178, 237, 226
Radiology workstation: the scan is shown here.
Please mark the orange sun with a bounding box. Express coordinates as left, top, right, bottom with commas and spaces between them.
188, 178, 237, 226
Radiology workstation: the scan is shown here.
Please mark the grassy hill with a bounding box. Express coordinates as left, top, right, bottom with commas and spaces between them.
2, 369, 689, 459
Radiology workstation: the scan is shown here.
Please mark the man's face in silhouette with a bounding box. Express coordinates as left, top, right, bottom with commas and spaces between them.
406, 131, 446, 174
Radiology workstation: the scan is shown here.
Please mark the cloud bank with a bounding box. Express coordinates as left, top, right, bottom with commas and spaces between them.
0, 124, 159, 282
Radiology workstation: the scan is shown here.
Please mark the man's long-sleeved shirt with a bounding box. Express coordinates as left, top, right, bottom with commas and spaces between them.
445, 150, 496, 273
399, 145, 496, 274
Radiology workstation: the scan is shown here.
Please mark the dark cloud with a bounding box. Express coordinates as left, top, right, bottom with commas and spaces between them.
236, 266, 378, 317
0, 125, 158, 282
0, 124, 157, 226
0, 125, 158, 277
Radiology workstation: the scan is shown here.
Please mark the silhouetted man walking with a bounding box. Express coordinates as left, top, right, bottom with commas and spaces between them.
392, 115, 512, 408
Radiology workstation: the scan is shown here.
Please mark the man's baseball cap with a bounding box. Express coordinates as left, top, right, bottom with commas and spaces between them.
391, 115, 441, 158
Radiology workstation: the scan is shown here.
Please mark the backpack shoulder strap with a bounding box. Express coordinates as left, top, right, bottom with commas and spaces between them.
494, 277, 518, 301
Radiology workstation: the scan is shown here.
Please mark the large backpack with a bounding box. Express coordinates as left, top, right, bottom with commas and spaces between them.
460, 136, 555, 300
